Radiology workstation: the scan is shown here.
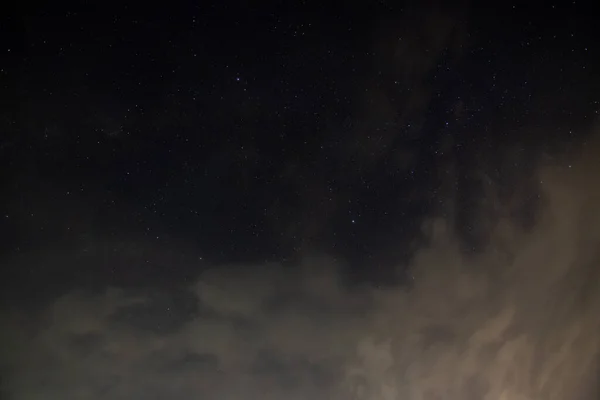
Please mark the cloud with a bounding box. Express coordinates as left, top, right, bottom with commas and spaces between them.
2, 135, 600, 399
342, 5, 468, 161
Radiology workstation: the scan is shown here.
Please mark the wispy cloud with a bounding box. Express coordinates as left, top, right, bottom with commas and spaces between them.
2, 134, 599, 399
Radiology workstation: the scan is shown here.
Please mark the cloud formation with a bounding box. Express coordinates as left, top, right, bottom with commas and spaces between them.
2, 134, 600, 399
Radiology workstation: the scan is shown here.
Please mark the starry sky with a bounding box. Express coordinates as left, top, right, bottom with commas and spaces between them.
1, 2, 600, 399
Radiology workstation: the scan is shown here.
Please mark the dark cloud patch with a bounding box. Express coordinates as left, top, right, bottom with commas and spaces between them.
108, 289, 199, 334
68, 332, 104, 357
138, 348, 220, 378
251, 349, 336, 392
419, 325, 457, 350
261, 290, 359, 318
174, 352, 220, 372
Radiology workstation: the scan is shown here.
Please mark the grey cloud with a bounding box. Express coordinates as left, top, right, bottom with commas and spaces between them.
169, 352, 220, 372
2, 133, 600, 399
108, 289, 199, 335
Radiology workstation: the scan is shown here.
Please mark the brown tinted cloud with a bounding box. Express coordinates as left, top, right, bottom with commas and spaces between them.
1, 131, 599, 399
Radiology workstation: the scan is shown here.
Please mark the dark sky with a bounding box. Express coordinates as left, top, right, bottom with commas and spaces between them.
1, 2, 600, 399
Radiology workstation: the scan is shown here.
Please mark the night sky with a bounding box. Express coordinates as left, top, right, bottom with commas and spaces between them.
1, 2, 600, 399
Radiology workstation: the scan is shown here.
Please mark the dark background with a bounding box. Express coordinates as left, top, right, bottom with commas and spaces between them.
1, 1, 598, 295
2, 3, 600, 399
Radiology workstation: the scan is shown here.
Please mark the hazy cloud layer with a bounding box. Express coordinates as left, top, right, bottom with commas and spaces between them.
2, 134, 600, 399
